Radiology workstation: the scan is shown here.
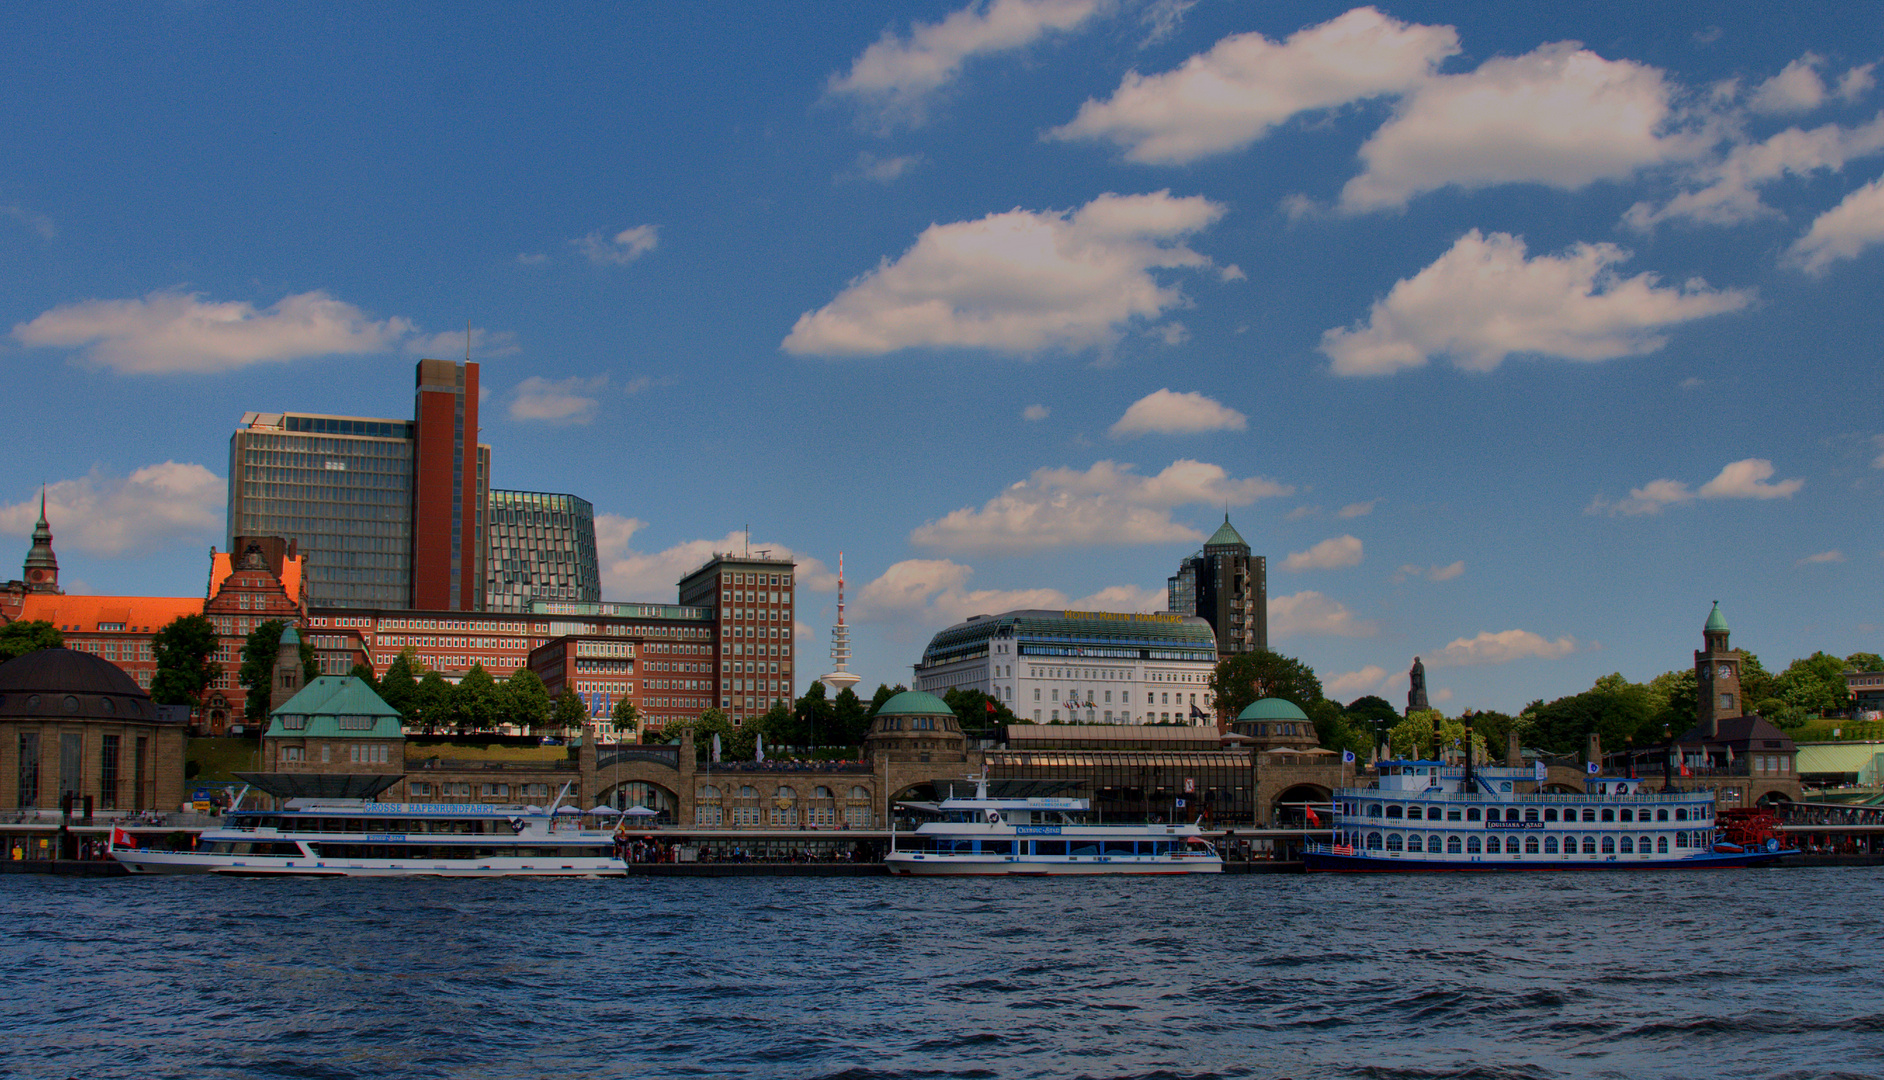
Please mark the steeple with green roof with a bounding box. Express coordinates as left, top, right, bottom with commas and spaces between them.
1203, 514, 1247, 552
1704, 601, 1729, 634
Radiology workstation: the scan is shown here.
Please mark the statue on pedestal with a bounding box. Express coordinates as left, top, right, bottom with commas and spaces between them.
1407, 656, 1428, 716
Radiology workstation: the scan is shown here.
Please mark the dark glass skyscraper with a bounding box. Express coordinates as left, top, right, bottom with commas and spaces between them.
1167, 516, 1266, 658
484, 490, 600, 612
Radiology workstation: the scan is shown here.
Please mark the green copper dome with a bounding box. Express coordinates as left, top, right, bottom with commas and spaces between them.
874, 690, 954, 717
1704, 601, 1729, 634
1204, 515, 1247, 549
1237, 697, 1309, 722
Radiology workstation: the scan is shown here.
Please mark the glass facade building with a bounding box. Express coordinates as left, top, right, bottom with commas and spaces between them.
485, 490, 601, 612
227, 412, 416, 608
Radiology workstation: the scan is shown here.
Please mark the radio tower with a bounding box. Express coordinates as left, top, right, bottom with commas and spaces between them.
821, 553, 862, 698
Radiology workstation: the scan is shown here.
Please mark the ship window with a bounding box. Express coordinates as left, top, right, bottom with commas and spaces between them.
1577, 808, 1592, 822
1657, 808, 1669, 821
1426, 806, 1442, 821
1385, 834, 1403, 852
1619, 808, 1633, 822
1601, 837, 1616, 854
1034, 840, 1066, 856
1366, 832, 1382, 850
1524, 808, 1539, 822
1675, 832, 1688, 849
1466, 836, 1481, 854
1544, 836, 1559, 854
1426, 836, 1441, 854
1069, 840, 1100, 856
1366, 804, 1383, 818
1582, 836, 1597, 854
1657, 836, 1669, 853
1385, 805, 1403, 819
1505, 808, 1520, 821
1446, 808, 1461, 821
980, 840, 1014, 855
1619, 837, 1634, 854
1446, 836, 1461, 854
1466, 808, 1481, 821
1104, 841, 1136, 856
1675, 808, 1688, 821
1524, 836, 1540, 854
1544, 808, 1558, 822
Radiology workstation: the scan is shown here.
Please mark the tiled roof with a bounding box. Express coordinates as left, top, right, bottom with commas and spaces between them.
16, 594, 202, 634
264, 676, 404, 739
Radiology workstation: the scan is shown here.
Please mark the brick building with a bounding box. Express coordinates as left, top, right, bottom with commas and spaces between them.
0, 647, 188, 813
677, 552, 796, 724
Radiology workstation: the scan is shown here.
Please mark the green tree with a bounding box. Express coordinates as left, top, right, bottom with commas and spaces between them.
1343, 694, 1401, 750
236, 620, 317, 723
1737, 653, 1775, 710
1521, 674, 1657, 760
1210, 649, 1326, 721
1645, 668, 1697, 734
610, 696, 640, 741
504, 669, 553, 732
941, 686, 1015, 740
1846, 652, 1884, 674
1388, 709, 1487, 761
1310, 699, 1370, 758
378, 653, 419, 720
692, 709, 735, 761
151, 614, 219, 707
551, 689, 588, 733
453, 663, 502, 733
867, 683, 904, 716
348, 662, 378, 686
831, 687, 870, 746
1767, 651, 1851, 723
0, 620, 62, 663
791, 682, 834, 747
1458, 709, 1518, 762
413, 670, 453, 734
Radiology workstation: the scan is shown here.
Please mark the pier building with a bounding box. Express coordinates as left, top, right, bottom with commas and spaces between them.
0, 647, 188, 813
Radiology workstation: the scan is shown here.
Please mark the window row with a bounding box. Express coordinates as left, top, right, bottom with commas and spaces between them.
1359, 802, 1710, 823
1357, 832, 1701, 855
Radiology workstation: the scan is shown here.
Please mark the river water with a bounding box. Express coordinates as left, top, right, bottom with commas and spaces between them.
3, 869, 1878, 1080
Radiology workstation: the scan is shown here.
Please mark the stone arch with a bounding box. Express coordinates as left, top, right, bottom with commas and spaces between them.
596, 778, 680, 824
1539, 782, 1583, 794
1271, 783, 1332, 827
1756, 790, 1793, 807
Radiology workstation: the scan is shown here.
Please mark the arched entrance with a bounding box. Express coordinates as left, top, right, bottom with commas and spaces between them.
1756, 790, 1794, 808
598, 780, 678, 826
1271, 784, 1332, 827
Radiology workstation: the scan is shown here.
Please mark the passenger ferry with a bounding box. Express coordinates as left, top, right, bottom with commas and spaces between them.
110, 786, 626, 877
886, 775, 1223, 875
1303, 760, 1792, 872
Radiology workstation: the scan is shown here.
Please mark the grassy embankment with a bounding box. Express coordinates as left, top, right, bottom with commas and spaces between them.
1785, 719, 1884, 743
185, 738, 264, 783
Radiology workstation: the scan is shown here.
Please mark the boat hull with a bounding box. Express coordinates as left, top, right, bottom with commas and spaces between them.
886, 854, 1221, 875
1302, 849, 1789, 873
112, 849, 626, 878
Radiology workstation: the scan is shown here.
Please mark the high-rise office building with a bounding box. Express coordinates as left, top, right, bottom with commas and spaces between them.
1167, 516, 1266, 658
485, 490, 600, 612
677, 551, 796, 722
227, 359, 489, 610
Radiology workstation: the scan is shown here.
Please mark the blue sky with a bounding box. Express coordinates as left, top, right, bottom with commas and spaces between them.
3, 1, 1880, 713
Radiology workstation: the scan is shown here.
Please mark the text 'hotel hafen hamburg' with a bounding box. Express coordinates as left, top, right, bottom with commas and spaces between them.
914, 610, 1220, 725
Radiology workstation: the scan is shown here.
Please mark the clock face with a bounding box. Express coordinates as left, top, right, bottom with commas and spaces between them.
1717, 664, 1733, 680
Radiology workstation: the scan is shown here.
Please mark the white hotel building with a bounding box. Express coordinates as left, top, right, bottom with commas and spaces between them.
912, 609, 1219, 725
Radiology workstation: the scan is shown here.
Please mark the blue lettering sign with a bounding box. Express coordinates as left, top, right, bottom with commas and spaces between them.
1484, 821, 1543, 830
1015, 826, 1063, 835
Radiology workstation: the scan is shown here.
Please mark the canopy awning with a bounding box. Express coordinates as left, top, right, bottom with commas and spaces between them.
233, 772, 404, 800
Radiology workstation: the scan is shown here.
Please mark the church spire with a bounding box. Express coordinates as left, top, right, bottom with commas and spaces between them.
22, 486, 59, 594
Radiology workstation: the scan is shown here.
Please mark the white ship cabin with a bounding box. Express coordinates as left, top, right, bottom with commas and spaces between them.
1334, 760, 1719, 863
910, 777, 1089, 826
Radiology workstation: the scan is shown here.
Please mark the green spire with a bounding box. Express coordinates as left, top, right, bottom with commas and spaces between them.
1704, 601, 1729, 634
1203, 514, 1247, 550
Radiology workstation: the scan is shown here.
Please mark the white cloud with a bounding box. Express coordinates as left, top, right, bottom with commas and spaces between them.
1336, 498, 1380, 519
1749, 54, 1831, 115
1798, 550, 1845, 565
1626, 114, 1884, 230
1051, 6, 1458, 164
1873, 434, 1884, 469
782, 191, 1226, 358
1838, 64, 1877, 102
404, 326, 521, 359
851, 558, 1068, 625
1283, 534, 1363, 572
1, 200, 54, 239
0, 463, 223, 556
1394, 561, 1463, 583
910, 458, 1291, 555
1787, 172, 1884, 274
1268, 590, 1377, 638
1338, 43, 1704, 213
1022, 404, 1050, 421
1319, 231, 1752, 376
509, 375, 608, 425
845, 152, 924, 183
1137, 0, 1195, 46
1285, 505, 1320, 521
1108, 389, 1246, 437
831, 0, 1108, 128
1680, 376, 1705, 390
1325, 664, 1392, 700
1589, 458, 1802, 515
1696, 458, 1804, 500
591, 521, 835, 602
574, 225, 659, 265
1431, 629, 1578, 666
11, 290, 412, 375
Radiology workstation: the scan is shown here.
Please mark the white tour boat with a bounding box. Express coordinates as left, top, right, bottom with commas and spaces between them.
110, 784, 627, 877
1303, 759, 1793, 872
885, 775, 1222, 876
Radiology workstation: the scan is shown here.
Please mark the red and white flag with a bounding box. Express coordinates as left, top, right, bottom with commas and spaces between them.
110, 826, 134, 850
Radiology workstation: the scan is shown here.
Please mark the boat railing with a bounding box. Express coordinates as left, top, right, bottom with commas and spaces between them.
1346, 789, 1711, 804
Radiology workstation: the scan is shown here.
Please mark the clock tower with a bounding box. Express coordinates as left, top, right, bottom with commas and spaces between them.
1694, 601, 1742, 735
21, 489, 60, 595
